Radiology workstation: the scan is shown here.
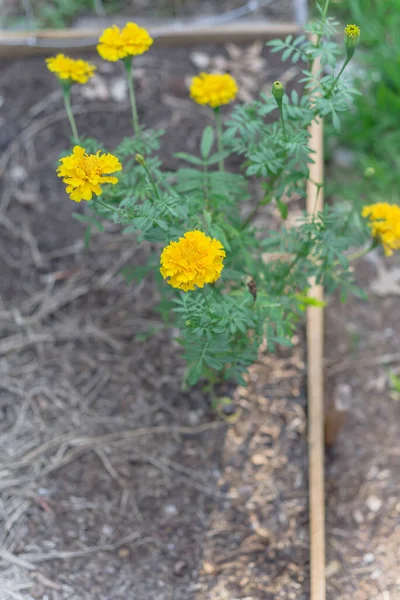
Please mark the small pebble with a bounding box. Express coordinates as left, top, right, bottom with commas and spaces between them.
353, 509, 364, 524
10, 164, 27, 183
164, 504, 178, 517
366, 495, 382, 512
173, 560, 187, 576
363, 553, 375, 564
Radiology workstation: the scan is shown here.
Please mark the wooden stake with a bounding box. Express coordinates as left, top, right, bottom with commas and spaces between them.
0, 20, 299, 59
307, 58, 326, 600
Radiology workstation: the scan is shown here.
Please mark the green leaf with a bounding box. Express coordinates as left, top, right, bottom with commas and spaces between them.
73, 212, 104, 231
389, 372, 400, 393
174, 152, 204, 166
276, 199, 289, 220
84, 227, 91, 249
200, 126, 215, 160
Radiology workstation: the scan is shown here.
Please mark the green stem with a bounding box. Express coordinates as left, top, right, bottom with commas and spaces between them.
124, 58, 140, 137
203, 163, 209, 209
326, 55, 351, 97
316, 0, 330, 48
241, 171, 281, 230
62, 86, 79, 144
141, 161, 161, 201
95, 197, 129, 219
214, 107, 224, 172
278, 101, 286, 139
347, 240, 377, 262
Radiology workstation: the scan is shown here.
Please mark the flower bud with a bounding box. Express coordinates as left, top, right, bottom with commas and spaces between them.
272, 81, 284, 105
135, 153, 146, 166
344, 24, 360, 59
364, 167, 375, 178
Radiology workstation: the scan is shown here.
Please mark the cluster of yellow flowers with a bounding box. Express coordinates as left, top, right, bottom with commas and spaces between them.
362, 202, 400, 256
48, 20, 398, 293
45, 54, 96, 85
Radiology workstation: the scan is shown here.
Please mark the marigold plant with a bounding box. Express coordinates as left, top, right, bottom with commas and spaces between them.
50, 7, 392, 391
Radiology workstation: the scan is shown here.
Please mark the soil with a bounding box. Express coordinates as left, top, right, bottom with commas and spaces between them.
0, 33, 399, 600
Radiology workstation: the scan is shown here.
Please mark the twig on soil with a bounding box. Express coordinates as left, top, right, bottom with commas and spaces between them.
0, 104, 129, 179
4, 422, 222, 471
0, 323, 122, 356
326, 352, 400, 376
5, 532, 156, 566
0, 548, 37, 571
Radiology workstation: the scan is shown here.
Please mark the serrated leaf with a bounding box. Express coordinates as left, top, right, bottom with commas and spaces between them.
174, 152, 204, 166
276, 199, 289, 220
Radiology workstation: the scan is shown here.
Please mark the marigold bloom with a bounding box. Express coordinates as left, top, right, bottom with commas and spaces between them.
160, 230, 226, 291
46, 54, 96, 84
57, 145, 122, 203
344, 24, 360, 52
97, 22, 153, 61
120, 22, 153, 56
190, 73, 238, 108
362, 202, 400, 256
344, 24, 360, 40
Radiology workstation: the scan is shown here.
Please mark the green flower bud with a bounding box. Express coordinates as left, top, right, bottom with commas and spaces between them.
272, 81, 284, 105
135, 153, 146, 166
344, 24, 360, 59
185, 319, 191, 326
364, 167, 375, 178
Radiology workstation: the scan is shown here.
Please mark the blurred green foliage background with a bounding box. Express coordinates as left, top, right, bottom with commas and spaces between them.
327, 0, 400, 210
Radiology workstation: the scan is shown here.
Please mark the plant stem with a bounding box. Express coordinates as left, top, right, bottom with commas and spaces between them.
278, 102, 286, 139
347, 240, 377, 262
62, 86, 79, 144
326, 56, 351, 97
138, 159, 161, 201
316, 0, 330, 48
214, 107, 224, 172
124, 58, 140, 137
241, 171, 281, 230
95, 197, 129, 218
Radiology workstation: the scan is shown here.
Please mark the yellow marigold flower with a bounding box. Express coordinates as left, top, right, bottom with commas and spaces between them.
160, 230, 226, 291
57, 145, 122, 203
344, 24, 360, 52
46, 54, 95, 84
120, 22, 153, 56
190, 73, 238, 109
97, 22, 153, 61
344, 24, 360, 40
362, 202, 400, 256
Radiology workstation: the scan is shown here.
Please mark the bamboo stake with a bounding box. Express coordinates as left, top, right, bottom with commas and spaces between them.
307, 59, 326, 600
0, 20, 299, 58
